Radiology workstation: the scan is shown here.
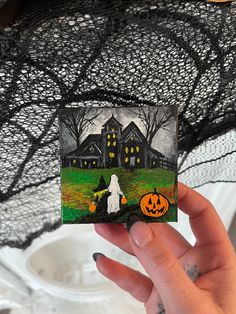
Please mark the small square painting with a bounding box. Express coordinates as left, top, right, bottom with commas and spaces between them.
59, 105, 178, 223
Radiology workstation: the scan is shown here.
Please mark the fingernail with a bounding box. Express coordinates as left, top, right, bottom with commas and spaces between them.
126, 214, 142, 231
93, 252, 105, 262
129, 221, 153, 248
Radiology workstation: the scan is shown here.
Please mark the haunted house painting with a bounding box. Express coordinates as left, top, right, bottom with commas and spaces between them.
64, 114, 171, 170
60, 106, 177, 224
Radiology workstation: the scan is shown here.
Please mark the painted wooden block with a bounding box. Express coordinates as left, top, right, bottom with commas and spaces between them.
59, 106, 178, 223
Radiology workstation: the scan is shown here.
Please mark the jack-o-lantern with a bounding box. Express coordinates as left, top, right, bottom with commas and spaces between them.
121, 195, 128, 205
139, 188, 170, 217
89, 202, 96, 213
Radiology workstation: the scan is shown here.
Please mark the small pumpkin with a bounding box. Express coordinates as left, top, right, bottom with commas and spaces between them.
139, 188, 170, 218
89, 202, 96, 213
121, 195, 128, 205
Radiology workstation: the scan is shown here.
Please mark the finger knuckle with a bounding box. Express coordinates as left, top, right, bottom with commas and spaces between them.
150, 253, 177, 277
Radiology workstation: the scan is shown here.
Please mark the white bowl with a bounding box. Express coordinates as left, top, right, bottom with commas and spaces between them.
24, 224, 138, 302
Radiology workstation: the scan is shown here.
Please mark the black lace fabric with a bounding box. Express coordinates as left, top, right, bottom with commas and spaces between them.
0, 0, 235, 248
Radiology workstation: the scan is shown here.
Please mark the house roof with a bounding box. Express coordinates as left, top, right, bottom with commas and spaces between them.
102, 115, 123, 128
67, 121, 165, 159
122, 121, 146, 143
79, 134, 102, 150
68, 134, 102, 157
78, 134, 102, 156
78, 142, 101, 157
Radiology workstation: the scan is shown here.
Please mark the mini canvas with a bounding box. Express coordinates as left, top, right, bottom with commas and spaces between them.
59, 105, 178, 224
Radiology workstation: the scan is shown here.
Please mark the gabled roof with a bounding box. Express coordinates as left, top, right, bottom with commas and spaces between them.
78, 142, 101, 157
79, 134, 102, 150
68, 134, 102, 157
122, 121, 146, 143
78, 134, 102, 156
102, 115, 123, 128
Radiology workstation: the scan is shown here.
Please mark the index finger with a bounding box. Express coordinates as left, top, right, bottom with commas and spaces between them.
178, 182, 233, 251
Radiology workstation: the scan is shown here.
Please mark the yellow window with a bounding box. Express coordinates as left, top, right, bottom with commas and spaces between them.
107, 141, 111, 146
136, 146, 139, 152
93, 161, 96, 165
124, 157, 129, 163
73, 159, 76, 164
109, 152, 115, 158
107, 134, 110, 139
84, 161, 87, 165
113, 141, 116, 146
125, 147, 129, 154
137, 157, 140, 163
131, 147, 134, 153
113, 133, 116, 138
131, 136, 134, 141
111, 128, 115, 132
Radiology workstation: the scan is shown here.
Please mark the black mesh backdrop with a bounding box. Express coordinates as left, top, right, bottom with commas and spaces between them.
0, 0, 235, 248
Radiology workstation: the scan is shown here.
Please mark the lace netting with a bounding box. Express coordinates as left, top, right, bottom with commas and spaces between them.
0, 0, 235, 248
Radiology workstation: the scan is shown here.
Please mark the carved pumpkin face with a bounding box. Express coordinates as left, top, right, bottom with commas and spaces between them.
139, 189, 170, 217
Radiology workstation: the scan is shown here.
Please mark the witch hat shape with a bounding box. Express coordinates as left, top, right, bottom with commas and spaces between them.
93, 175, 108, 192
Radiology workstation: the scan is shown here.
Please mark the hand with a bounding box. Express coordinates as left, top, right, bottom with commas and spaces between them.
94, 182, 236, 314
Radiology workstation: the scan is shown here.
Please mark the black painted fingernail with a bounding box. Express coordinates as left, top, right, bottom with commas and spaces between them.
93, 252, 105, 262
126, 214, 142, 232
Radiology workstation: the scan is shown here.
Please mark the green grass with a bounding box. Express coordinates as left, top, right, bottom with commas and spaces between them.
62, 167, 175, 187
61, 167, 177, 223
62, 205, 91, 223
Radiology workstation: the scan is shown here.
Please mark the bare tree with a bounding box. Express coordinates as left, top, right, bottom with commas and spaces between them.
60, 107, 101, 149
129, 106, 176, 146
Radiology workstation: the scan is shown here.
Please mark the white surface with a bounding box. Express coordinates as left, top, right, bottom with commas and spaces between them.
0, 225, 146, 313
0, 264, 30, 311
24, 224, 141, 301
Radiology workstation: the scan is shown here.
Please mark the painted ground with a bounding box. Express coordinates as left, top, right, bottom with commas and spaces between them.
61, 167, 177, 223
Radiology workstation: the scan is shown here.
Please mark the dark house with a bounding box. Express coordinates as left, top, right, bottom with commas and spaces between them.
65, 115, 168, 169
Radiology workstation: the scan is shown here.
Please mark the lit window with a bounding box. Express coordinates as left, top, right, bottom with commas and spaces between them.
111, 128, 115, 132
109, 152, 115, 158
125, 157, 129, 163
136, 146, 139, 152
107, 141, 111, 146
131, 136, 134, 141
137, 157, 140, 163
113, 133, 116, 138
107, 134, 110, 139
73, 159, 76, 164
84, 161, 87, 165
93, 161, 96, 165
125, 147, 129, 154
113, 141, 116, 146
131, 147, 134, 153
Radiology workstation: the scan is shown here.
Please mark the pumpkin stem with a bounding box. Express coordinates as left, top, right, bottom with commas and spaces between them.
154, 188, 158, 193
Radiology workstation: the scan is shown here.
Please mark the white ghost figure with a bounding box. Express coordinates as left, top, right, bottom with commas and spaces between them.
107, 174, 124, 214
